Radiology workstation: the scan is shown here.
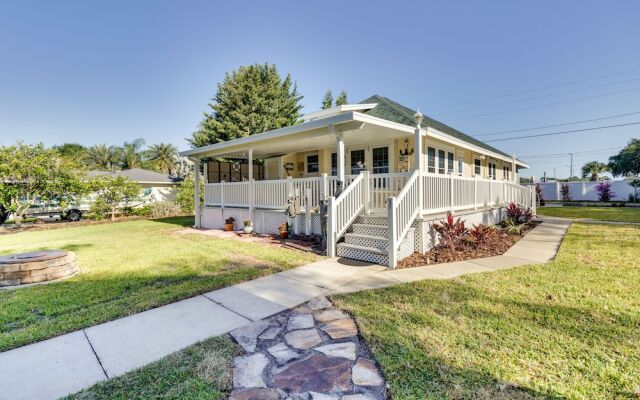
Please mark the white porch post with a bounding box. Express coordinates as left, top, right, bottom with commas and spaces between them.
248, 148, 254, 219
193, 158, 201, 228
511, 154, 517, 183
332, 125, 345, 186
414, 117, 424, 212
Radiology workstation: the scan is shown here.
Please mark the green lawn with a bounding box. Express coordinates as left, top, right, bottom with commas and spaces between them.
333, 223, 640, 399
537, 205, 640, 223
0, 217, 315, 352
65, 335, 239, 400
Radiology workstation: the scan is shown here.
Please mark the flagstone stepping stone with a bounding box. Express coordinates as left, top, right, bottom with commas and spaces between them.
342, 394, 376, 400
267, 343, 300, 365
230, 320, 271, 352
285, 328, 323, 350
229, 388, 280, 400
320, 318, 358, 339
315, 342, 357, 360
259, 324, 283, 340
309, 392, 340, 400
352, 358, 383, 386
272, 354, 351, 393
292, 305, 313, 315
313, 309, 349, 323
287, 314, 315, 331
233, 353, 269, 388
307, 296, 332, 310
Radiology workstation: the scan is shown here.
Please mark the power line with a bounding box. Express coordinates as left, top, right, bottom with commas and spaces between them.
485, 121, 640, 142
432, 76, 640, 117
427, 66, 640, 110
447, 87, 640, 121
518, 146, 624, 158
475, 111, 640, 137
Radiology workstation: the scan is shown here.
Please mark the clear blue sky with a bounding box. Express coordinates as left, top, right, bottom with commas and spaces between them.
1, 0, 639, 179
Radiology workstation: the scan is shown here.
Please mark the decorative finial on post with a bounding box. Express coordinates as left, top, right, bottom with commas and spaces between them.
414, 109, 423, 128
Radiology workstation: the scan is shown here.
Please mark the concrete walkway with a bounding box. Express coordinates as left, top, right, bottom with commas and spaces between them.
0, 217, 571, 400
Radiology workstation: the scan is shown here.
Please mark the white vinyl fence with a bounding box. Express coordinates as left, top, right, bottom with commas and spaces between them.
538, 181, 635, 201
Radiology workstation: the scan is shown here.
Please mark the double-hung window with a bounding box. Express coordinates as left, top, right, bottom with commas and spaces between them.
474, 159, 482, 176
351, 149, 365, 175
488, 162, 496, 180
306, 154, 319, 173
457, 156, 464, 176
438, 150, 446, 174
503, 166, 510, 180
427, 147, 436, 173
447, 152, 454, 174
372, 147, 389, 174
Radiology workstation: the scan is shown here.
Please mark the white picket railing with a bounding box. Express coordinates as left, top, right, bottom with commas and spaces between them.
369, 172, 412, 210
326, 172, 368, 257
387, 170, 420, 268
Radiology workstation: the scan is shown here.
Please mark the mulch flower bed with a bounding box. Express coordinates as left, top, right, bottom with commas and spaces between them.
398, 221, 539, 269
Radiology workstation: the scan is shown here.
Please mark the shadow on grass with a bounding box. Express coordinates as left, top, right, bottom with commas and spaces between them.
148, 216, 195, 227
0, 253, 279, 351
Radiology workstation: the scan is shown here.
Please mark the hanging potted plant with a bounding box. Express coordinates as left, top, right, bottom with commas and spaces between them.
224, 217, 235, 231
242, 219, 253, 234
278, 222, 289, 239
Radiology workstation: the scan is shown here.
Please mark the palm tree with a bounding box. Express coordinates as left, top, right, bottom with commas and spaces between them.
582, 161, 609, 181
87, 144, 118, 171
120, 139, 145, 170
148, 143, 178, 175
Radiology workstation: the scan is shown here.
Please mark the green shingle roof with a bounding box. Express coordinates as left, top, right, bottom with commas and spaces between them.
360, 95, 512, 158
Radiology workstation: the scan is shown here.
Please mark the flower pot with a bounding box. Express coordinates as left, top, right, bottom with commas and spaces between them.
224, 223, 234, 231
243, 226, 253, 234
279, 231, 288, 239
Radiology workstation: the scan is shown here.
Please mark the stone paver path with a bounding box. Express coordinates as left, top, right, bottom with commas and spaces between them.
0, 217, 571, 400
229, 297, 385, 400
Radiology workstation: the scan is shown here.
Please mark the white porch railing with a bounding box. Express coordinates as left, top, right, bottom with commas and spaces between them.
368, 172, 412, 210
326, 172, 368, 257
387, 170, 420, 267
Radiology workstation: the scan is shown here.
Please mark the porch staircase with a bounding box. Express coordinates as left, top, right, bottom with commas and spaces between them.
336, 214, 415, 265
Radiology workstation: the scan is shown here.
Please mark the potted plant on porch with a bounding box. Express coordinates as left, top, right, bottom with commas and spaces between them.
242, 219, 254, 234
224, 217, 235, 231
278, 222, 289, 239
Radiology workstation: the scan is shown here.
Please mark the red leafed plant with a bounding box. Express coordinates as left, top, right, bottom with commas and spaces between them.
468, 223, 498, 249
506, 202, 533, 224
433, 212, 469, 251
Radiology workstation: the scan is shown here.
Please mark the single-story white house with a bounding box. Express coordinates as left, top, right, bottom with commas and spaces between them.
181, 95, 534, 268
88, 168, 180, 203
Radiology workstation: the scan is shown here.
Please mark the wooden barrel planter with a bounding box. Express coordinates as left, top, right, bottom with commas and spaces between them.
0, 250, 78, 287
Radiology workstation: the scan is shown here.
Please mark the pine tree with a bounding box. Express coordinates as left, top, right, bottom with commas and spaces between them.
321, 90, 334, 109
335, 90, 348, 106
188, 63, 303, 148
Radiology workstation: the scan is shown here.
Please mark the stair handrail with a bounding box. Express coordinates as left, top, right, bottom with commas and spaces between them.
387, 169, 420, 268
326, 172, 367, 257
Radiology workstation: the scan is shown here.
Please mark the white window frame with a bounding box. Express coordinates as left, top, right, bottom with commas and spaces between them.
457, 156, 464, 176
473, 158, 482, 176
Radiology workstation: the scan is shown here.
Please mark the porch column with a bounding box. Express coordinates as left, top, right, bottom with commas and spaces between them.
414, 111, 424, 212
193, 158, 201, 228
248, 148, 254, 219
332, 125, 345, 186
511, 154, 517, 183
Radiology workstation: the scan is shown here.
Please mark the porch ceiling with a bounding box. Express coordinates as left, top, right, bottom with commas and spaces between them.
189, 120, 411, 160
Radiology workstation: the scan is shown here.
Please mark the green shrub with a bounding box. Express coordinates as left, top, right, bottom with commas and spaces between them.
149, 201, 182, 219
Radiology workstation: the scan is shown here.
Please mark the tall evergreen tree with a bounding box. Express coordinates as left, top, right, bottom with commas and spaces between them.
188, 63, 303, 148
120, 138, 145, 169
321, 90, 334, 109
335, 90, 348, 106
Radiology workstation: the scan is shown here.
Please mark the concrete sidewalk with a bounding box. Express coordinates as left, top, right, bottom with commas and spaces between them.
0, 217, 571, 400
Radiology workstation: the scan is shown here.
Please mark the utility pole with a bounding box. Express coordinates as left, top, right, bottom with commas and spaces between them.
569, 153, 574, 181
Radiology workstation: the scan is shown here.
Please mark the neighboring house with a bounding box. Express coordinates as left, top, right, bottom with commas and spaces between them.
181, 95, 534, 267
88, 168, 180, 203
